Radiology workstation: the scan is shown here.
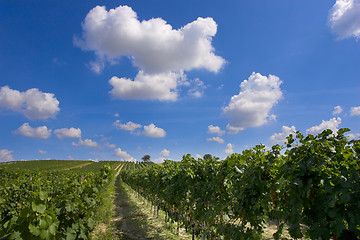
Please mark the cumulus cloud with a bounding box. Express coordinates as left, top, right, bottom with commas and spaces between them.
223, 72, 283, 131
76, 5, 225, 101
160, 149, 170, 157
206, 136, 224, 144
208, 125, 225, 136
54, 127, 81, 139
350, 106, 360, 116
14, 123, 52, 139
109, 71, 179, 101
0, 86, 60, 120
72, 139, 99, 148
328, 0, 360, 40
114, 120, 142, 132
114, 148, 136, 161
105, 142, 116, 148
75, 5, 225, 73
306, 117, 342, 135
226, 124, 244, 134
188, 78, 206, 98
0, 149, 14, 161
224, 143, 234, 154
143, 123, 166, 138
333, 105, 343, 115
153, 157, 165, 163
269, 126, 297, 143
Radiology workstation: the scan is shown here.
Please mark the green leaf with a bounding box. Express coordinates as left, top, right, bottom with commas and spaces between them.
32, 202, 46, 214
39, 191, 48, 201
29, 224, 40, 236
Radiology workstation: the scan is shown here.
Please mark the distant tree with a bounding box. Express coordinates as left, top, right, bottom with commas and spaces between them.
142, 155, 151, 162
203, 154, 212, 160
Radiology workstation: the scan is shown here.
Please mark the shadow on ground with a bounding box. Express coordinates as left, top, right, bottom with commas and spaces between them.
112, 176, 169, 240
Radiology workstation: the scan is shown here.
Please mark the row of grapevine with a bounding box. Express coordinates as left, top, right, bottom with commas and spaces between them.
0, 164, 115, 239
121, 129, 360, 239
0, 160, 94, 171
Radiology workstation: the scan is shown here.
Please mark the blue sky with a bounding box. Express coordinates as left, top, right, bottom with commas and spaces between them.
0, 0, 359, 162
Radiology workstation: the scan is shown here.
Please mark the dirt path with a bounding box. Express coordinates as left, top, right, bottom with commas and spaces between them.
111, 176, 191, 240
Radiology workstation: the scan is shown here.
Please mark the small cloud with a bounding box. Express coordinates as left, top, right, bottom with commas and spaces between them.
67, 155, 74, 160
14, 123, 52, 139
114, 113, 119, 117
350, 106, 360, 116
0, 149, 14, 161
143, 123, 166, 138
206, 136, 224, 144
114, 120, 142, 133
223, 72, 282, 131
224, 143, 234, 154
195, 154, 202, 160
160, 149, 170, 157
347, 133, 360, 139
333, 105, 343, 115
208, 125, 225, 136
306, 117, 341, 135
39, 150, 47, 155
226, 124, 244, 134
54, 127, 81, 139
105, 142, 116, 149
72, 139, 99, 148
153, 157, 165, 163
114, 148, 136, 161
0, 86, 60, 120
269, 126, 297, 143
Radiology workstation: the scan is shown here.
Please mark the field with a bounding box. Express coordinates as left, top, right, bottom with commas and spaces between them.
1, 129, 359, 239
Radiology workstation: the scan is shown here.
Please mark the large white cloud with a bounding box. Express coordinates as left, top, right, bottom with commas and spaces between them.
76, 5, 225, 101
0, 149, 14, 161
306, 117, 342, 135
75, 5, 225, 74
223, 72, 282, 131
109, 71, 179, 101
72, 139, 99, 148
14, 123, 52, 139
0, 86, 60, 120
54, 128, 81, 139
269, 126, 297, 143
114, 148, 136, 161
328, 0, 360, 40
350, 106, 360, 116
143, 123, 166, 138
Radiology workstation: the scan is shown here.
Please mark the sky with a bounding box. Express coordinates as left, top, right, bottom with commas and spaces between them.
0, 0, 359, 162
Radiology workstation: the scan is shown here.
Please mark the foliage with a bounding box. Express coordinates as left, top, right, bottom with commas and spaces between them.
142, 155, 151, 162
121, 129, 360, 239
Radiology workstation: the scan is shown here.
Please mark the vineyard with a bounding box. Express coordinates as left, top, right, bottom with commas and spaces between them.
0, 128, 359, 239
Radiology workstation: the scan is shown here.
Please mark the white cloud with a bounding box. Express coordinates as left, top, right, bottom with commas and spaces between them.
206, 136, 224, 144
143, 123, 166, 138
347, 133, 360, 139
67, 155, 74, 160
76, 5, 225, 74
306, 117, 342, 135
188, 78, 206, 98
195, 154, 202, 160
224, 143, 234, 154
160, 149, 170, 157
109, 71, 179, 101
114, 148, 136, 161
76, 5, 225, 101
153, 157, 165, 163
0, 149, 14, 161
39, 150, 47, 154
328, 0, 360, 40
0, 86, 60, 120
269, 126, 297, 143
333, 105, 343, 115
54, 127, 81, 139
14, 123, 52, 139
223, 72, 282, 131
72, 139, 99, 148
350, 106, 360, 116
208, 125, 225, 136
114, 120, 142, 132
226, 124, 244, 134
